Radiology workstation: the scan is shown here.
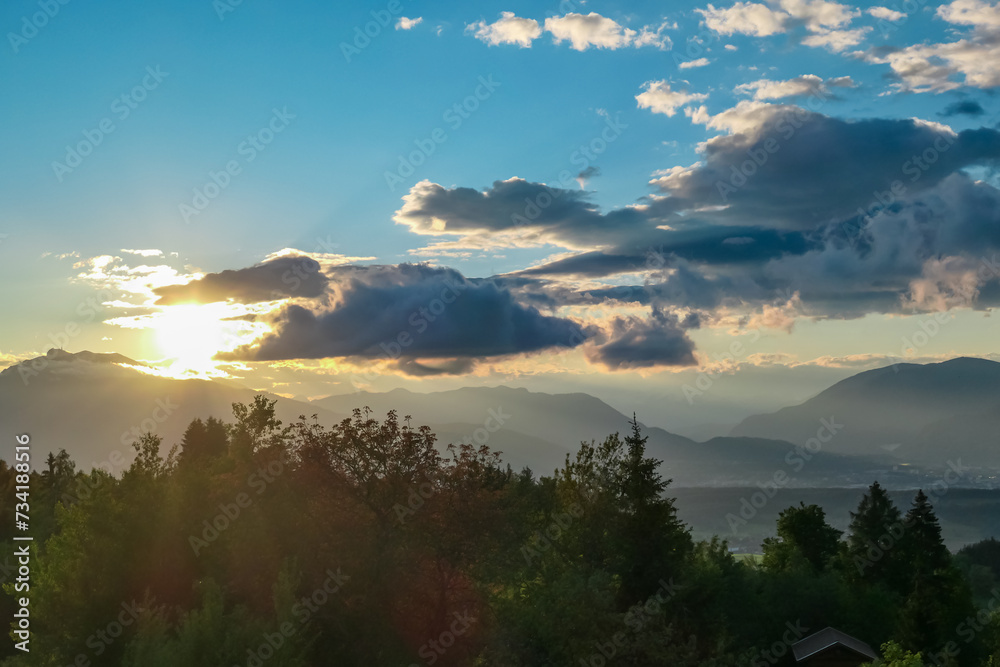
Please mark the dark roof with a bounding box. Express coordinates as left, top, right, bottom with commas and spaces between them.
792, 627, 878, 662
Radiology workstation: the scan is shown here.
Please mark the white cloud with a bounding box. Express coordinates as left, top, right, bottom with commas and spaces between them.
632, 21, 675, 49
120, 248, 164, 257
801, 25, 871, 51
778, 0, 857, 31
697, 0, 869, 51
684, 99, 797, 135
544, 13, 672, 50
466, 12, 541, 47
937, 0, 1000, 28
679, 57, 712, 69
735, 74, 856, 99
724, 43, 739, 50
635, 81, 709, 117
867, 6, 906, 20
696, 2, 788, 36
396, 16, 423, 30
862, 0, 1000, 92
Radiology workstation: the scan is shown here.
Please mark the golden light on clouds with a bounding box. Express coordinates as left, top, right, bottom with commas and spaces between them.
108, 302, 272, 378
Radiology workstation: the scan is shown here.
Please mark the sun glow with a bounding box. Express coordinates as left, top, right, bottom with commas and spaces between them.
145, 303, 268, 377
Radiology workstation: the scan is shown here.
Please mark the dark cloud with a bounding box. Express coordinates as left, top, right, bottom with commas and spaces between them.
394, 358, 477, 376
516, 227, 810, 278
395, 177, 649, 249
154, 255, 327, 305
221, 264, 586, 362
763, 174, 1000, 315
652, 109, 1000, 231
587, 307, 698, 370
939, 100, 985, 118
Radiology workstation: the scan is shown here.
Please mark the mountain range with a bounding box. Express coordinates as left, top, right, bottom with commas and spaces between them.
731, 357, 1000, 469
2, 350, 997, 488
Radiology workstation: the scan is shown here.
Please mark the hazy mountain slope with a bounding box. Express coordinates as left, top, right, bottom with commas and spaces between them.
0, 350, 336, 470
317, 387, 895, 487
731, 357, 1000, 467
314, 386, 647, 448
1, 350, 936, 486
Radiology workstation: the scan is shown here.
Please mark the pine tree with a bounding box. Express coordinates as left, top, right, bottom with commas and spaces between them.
615, 414, 690, 604
846, 481, 908, 594
901, 489, 950, 580
178, 418, 208, 468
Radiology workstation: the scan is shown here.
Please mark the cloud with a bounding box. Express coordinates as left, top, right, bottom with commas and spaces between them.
940, 99, 986, 116
696, 2, 788, 36
659, 105, 1000, 231
800, 26, 870, 51
466, 11, 673, 51
939, 0, 1000, 28
392, 101, 1000, 324
466, 12, 541, 47
394, 177, 649, 251
867, 6, 906, 20
394, 358, 477, 376
635, 81, 709, 117
544, 13, 672, 50
697, 0, 868, 51
734, 74, 855, 99
679, 57, 712, 69
778, 0, 857, 32
120, 248, 164, 257
576, 166, 601, 189
221, 264, 586, 362
587, 307, 698, 369
396, 16, 423, 30
153, 255, 329, 305
860, 0, 1000, 92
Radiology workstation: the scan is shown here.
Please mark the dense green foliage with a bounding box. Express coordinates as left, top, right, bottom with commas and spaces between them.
1, 396, 998, 666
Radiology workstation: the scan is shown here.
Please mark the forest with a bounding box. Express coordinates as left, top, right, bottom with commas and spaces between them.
1, 395, 998, 666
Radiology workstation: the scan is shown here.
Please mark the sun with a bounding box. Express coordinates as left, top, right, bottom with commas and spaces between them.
151, 303, 257, 376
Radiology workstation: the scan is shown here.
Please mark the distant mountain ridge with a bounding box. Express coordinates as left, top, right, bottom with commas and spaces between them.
0, 350, 900, 486
731, 357, 1000, 468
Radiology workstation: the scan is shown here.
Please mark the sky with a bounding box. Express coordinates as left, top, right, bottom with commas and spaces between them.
2, 0, 999, 437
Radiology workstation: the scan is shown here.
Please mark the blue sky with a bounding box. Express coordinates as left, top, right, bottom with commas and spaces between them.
2, 0, 999, 435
